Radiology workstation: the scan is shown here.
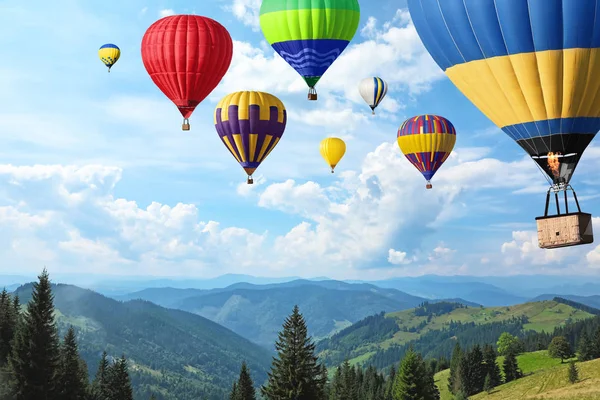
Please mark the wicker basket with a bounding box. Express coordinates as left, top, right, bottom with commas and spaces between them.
535, 212, 594, 249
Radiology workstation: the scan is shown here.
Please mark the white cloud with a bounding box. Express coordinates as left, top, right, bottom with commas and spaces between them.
388, 248, 414, 265
159, 9, 175, 17
224, 0, 261, 31
500, 231, 574, 266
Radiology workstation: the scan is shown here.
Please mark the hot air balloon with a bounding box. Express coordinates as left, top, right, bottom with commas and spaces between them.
259, 0, 360, 100
397, 115, 456, 189
407, 0, 595, 249
214, 91, 286, 184
359, 77, 388, 114
320, 137, 346, 173
141, 15, 233, 131
98, 44, 120, 72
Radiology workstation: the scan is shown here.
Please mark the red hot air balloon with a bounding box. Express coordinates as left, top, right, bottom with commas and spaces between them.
141, 15, 233, 130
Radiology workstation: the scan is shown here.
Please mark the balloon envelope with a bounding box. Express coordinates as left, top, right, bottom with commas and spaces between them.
259, 0, 360, 96
358, 77, 388, 113
98, 44, 120, 71
214, 91, 286, 183
141, 15, 233, 127
407, 0, 600, 186
397, 114, 456, 188
320, 137, 346, 172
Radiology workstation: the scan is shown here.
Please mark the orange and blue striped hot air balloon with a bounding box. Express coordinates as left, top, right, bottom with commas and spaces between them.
397, 115, 456, 189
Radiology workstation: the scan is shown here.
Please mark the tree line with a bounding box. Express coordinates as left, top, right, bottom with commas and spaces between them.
0, 269, 138, 400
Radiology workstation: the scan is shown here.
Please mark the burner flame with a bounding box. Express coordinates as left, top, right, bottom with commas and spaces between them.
547, 152, 561, 178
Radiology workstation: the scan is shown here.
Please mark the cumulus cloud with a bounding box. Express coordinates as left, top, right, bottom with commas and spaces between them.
223, 0, 261, 31
388, 249, 414, 265
159, 9, 175, 17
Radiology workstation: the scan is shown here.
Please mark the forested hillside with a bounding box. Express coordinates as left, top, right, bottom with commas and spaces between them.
317, 300, 595, 369
14, 282, 272, 400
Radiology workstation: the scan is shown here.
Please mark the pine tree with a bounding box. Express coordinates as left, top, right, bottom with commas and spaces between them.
56, 326, 88, 400
8, 268, 61, 400
482, 344, 501, 388
261, 305, 327, 400
466, 345, 485, 394
483, 373, 493, 394
91, 351, 111, 399
230, 381, 239, 400
447, 342, 462, 394
392, 348, 439, 400
592, 327, 600, 359
236, 361, 256, 400
329, 366, 343, 400
107, 355, 133, 400
548, 336, 573, 363
502, 350, 522, 383
568, 361, 579, 384
0, 289, 16, 366
384, 365, 396, 400
578, 332, 594, 361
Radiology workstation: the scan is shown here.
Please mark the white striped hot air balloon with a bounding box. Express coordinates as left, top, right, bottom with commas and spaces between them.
358, 77, 388, 114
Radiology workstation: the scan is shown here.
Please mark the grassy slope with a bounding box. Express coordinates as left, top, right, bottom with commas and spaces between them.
382, 301, 592, 349
435, 351, 593, 400
335, 301, 593, 365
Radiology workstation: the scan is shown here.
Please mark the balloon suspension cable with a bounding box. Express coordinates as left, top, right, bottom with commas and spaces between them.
370, 106, 375, 115
247, 175, 254, 185
426, 181, 432, 189
543, 183, 582, 217
308, 87, 317, 101
182, 118, 190, 131
331, 168, 334, 173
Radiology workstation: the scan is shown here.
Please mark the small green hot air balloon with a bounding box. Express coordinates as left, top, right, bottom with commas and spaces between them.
259, 0, 360, 100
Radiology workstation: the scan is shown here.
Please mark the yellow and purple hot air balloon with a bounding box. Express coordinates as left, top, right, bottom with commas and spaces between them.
98, 43, 120, 72
397, 115, 456, 189
259, 0, 360, 100
407, 0, 596, 248
214, 91, 286, 184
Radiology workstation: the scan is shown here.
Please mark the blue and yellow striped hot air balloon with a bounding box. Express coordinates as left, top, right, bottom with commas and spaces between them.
397, 115, 456, 189
359, 77, 388, 114
259, 0, 360, 100
407, 0, 600, 189
214, 91, 286, 184
98, 43, 120, 72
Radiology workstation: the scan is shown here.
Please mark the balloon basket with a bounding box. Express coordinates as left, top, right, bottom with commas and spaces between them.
536, 185, 593, 249
247, 176, 254, 184
426, 182, 432, 189
308, 88, 317, 101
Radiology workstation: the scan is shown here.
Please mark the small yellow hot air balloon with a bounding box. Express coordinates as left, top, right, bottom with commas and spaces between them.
320, 137, 346, 173
98, 44, 120, 72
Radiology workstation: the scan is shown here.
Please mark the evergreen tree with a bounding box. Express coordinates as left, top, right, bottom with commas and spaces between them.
91, 351, 111, 399
548, 336, 573, 363
261, 305, 327, 400
483, 373, 493, 394
107, 355, 133, 400
568, 361, 579, 384
8, 268, 61, 400
447, 342, 462, 394
578, 332, 594, 361
592, 327, 600, 359
236, 361, 256, 400
57, 326, 88, 400
392, 348, 439, 400
482, 344, 501, 388
0, 289, 16, 366
329, 366, 343, 400
230, 381, 239, 400
384, 365, 396, 400
461, 345, 485, 396
502, 350, 522, 383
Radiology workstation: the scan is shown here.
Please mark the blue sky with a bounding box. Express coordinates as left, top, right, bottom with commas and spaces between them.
0, 0, 599, 280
